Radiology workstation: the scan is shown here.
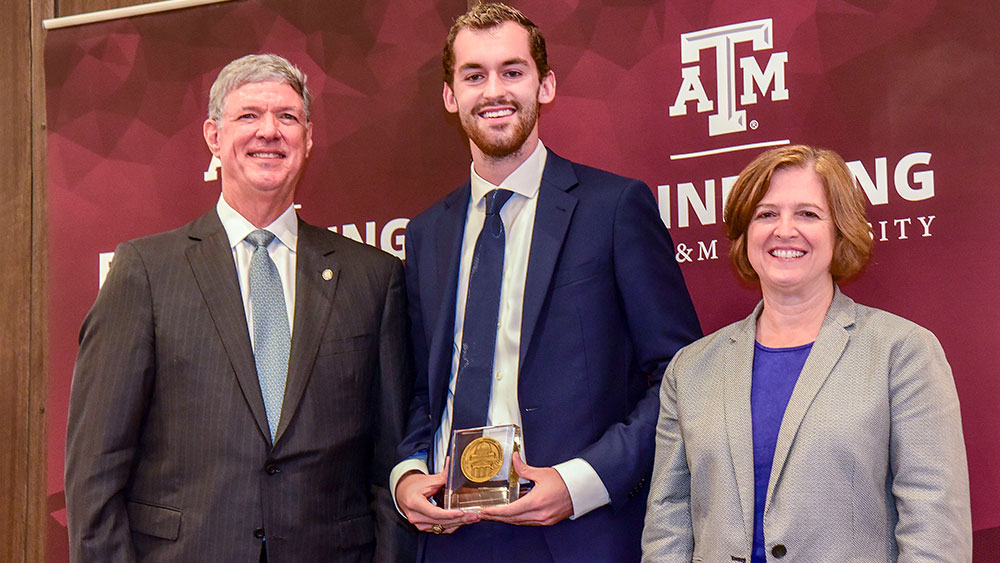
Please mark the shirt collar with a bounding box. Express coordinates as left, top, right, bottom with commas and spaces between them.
216, 195, 298, 252
469, 140, 548, 206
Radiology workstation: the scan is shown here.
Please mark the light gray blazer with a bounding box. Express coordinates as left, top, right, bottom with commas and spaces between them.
642, 288, 971, 562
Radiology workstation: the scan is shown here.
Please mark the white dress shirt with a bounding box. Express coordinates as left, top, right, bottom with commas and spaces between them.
390, 141, 610, 519
216, 195, 298, 341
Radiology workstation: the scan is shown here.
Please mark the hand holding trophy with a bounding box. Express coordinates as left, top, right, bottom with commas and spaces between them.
444, 424, 522, 511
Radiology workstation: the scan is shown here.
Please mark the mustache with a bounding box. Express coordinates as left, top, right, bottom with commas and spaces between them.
472, 98, 521, 114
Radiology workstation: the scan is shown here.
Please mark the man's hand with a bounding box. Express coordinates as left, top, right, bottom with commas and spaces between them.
479, 453, 574, 526
396, 458, 480, 534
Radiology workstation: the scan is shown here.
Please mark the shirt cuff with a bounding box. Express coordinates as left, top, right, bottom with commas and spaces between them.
389, 454, 429, 517
552, 457, 610, 519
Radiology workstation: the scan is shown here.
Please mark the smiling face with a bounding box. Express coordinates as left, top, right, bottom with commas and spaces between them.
747, 165, 837, 299
443, 21, 555, 162
203, 80, 313, 212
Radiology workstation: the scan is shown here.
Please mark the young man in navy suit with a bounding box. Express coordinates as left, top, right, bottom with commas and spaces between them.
392, 4, 702, 561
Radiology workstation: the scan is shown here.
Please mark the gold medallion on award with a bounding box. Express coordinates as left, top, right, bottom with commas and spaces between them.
444, 424, 521, 511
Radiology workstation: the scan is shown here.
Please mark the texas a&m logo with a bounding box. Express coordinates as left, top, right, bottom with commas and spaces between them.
669, 19, 788, 136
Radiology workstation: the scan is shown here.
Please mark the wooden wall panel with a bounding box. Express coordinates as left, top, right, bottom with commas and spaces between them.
55, 0, 152, 17
1, 0, 33, 557
29, 0, 54, 561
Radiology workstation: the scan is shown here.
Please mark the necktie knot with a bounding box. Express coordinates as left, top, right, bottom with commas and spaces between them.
484, 189, 514, 217
246, 229, 276, 249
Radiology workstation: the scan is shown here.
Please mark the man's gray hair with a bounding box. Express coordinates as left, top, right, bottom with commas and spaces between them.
207, 53, 312, 122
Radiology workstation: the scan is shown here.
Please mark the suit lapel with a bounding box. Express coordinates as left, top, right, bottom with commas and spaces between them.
185, 210, 270, 442
426, 187, 470, 433
520, 152, 578, 363
724, 308, 759, 543
765, 289, 854, 509
275, 221, 341, 445
434, 186, 470, 297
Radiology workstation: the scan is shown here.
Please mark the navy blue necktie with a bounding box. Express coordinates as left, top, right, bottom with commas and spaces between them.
451, 189, 514, 432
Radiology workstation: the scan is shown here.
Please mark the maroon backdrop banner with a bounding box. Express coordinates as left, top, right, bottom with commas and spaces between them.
45, 0, 1000, 559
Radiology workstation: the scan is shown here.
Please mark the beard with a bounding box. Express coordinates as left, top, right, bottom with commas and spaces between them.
460, 96, 540, 159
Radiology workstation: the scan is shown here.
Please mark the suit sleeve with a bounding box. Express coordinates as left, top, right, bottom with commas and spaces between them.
65, 242, 154, 563
578, 180, 702, 506
889, 325, 971, 561
641, 351, 694, 561
372, 257, 418, 562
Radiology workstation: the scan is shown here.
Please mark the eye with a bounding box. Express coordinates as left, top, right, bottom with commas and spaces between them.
464, 72, 485, 83
237, 112, 256, 120
754, 210, 776, 220
799, 210, 821, 219
280, 112, 300, 122
503, 69, 523, 79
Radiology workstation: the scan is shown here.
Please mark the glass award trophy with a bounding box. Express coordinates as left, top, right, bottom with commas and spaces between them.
444, 424, 521, 511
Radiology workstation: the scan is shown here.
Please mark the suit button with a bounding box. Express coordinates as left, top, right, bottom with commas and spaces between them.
265, 464, 279, 475
253, 528, 265, 539
771, 544, 787, 558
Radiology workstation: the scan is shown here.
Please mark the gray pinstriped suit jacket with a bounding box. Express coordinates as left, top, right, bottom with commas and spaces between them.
642, 288, 971, 562
65, 209, 414, 562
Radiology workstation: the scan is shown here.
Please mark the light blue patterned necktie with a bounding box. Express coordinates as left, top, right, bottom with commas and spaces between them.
246, 229, 290, 442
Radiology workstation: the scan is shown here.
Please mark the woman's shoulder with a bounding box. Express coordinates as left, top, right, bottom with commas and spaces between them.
846, 298, 939, 343
833, 295, 947, 365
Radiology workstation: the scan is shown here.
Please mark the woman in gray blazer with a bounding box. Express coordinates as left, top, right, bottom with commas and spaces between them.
642, 145, 971, 562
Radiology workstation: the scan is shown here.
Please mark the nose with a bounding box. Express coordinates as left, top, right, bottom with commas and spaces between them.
256, 113, 280, 139
773, 213, 797, 239
483, 72, 505, 99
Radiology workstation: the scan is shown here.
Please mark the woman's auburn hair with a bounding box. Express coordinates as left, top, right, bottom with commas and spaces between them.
723, 144, 873, 282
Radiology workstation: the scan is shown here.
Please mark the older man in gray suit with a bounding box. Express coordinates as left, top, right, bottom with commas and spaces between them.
65, 54, 414, 562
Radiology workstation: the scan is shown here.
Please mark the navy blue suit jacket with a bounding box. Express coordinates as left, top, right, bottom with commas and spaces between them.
398, 150, 701, 561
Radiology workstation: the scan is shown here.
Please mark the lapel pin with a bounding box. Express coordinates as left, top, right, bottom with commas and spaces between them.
322, 268, 334, 281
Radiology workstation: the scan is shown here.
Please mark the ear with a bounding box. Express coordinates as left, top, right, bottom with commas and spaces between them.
538, 70, 556, 105
203, 119, 221, 156
442, 82, 459, 114
305, 121, 314, 157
